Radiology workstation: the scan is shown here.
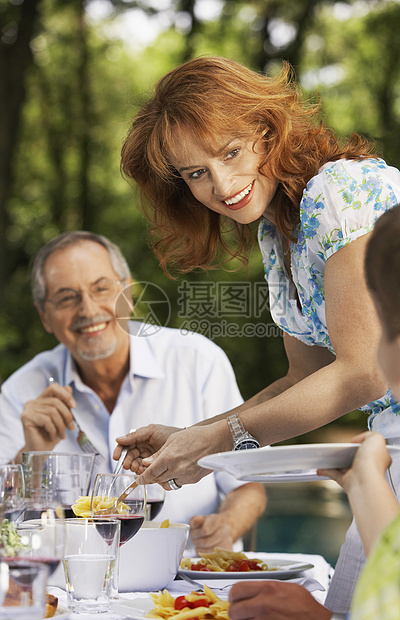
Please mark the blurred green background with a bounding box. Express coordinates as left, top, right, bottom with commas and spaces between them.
4, 0, 400, 563
2, 0, 400, 433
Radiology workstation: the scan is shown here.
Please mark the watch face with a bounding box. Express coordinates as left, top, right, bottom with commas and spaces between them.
234, 440, 260, 451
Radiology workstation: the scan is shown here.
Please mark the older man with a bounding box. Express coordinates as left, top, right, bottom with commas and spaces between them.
0, 231, 266, 553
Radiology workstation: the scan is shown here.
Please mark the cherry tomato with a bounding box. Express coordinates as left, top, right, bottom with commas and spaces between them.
238, 560, 251, 572
226, 560, 241, 572
174, 596, 190, 610
190, 563, 212, 571
190, 599, 209, 609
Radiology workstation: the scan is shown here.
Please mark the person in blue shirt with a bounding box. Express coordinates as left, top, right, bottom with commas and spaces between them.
0, 230, 266, 554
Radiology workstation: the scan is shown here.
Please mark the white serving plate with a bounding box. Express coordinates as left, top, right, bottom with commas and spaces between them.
198, 443, 400, 482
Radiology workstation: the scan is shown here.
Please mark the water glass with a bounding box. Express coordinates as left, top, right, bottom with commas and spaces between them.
0, 560, 48, 619
63, 518, 120, 614
0, 465, 25, 523
22, 452, 95, 519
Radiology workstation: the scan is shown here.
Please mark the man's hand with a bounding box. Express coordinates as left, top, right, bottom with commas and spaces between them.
229, 581, 332, 620
189, 514, 234, 554
21, 383, 76, 452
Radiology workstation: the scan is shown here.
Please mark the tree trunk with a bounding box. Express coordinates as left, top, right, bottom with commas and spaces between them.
77, 0, 93, 231
0, 0, 42, 286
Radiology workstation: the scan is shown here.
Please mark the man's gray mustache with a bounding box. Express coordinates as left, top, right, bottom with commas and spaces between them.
70, 314, 113, 331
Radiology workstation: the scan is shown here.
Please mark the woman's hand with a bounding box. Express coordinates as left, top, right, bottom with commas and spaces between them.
115, 421, 230, 487
113, 424, 180, 473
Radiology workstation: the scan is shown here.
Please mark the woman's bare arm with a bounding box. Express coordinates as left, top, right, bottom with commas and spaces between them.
121, 233, 388, 486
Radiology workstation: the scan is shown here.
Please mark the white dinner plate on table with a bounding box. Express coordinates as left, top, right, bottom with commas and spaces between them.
111, 597, 153, 619
198, 443, 400, 483
179, 558, 314, 579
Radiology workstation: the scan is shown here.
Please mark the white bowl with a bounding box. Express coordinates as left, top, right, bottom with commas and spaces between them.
118, 522, 189, 592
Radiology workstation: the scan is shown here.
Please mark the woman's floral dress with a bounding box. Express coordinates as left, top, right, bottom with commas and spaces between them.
258, 158, 400, 436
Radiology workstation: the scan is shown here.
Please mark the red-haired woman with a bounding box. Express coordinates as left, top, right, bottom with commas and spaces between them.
117, 56, 400, 614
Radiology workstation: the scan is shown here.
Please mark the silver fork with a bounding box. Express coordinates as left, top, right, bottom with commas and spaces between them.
48, 377, 100, 456
178, 572, 232, 593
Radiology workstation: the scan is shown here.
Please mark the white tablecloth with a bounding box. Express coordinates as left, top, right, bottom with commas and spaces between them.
49, 552, 334, 619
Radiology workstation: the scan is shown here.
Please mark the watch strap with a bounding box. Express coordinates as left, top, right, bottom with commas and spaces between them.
227, 413, 249, 441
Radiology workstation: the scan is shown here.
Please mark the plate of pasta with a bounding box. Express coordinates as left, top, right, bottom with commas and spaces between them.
179, 549, 313, 579
111, 586, 229, 620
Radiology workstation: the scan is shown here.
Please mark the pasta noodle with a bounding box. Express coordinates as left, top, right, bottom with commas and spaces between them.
180, 548, 272, 572
71, 495, 129, 518
146, 585, 230, 620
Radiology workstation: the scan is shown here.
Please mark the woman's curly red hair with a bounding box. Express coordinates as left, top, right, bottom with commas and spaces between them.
121, 56, 375, 277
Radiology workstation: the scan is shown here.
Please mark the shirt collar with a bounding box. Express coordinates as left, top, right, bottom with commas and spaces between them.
128, 324, 164, 380
62, 320, 164, 388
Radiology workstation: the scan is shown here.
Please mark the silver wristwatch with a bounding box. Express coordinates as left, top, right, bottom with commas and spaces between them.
227, 413, 260, 451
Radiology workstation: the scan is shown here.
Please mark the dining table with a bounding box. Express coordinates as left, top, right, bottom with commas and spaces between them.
47, 550, 347, 620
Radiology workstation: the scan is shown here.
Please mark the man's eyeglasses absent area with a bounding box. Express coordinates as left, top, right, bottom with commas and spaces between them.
45, 278, 124, 312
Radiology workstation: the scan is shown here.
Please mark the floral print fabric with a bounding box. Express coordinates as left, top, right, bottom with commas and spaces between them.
258, 158, 400, 433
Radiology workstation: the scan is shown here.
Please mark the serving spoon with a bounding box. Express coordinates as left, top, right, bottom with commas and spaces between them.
93, 476, 141, 515
112, 428, 136, 475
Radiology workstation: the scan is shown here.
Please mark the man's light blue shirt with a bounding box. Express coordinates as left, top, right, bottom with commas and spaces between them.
0, 322, 245, 528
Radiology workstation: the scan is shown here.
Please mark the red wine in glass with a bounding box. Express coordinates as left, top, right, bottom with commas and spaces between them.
147, 499, 164, 520
2, 559, 41, 586
96, 515, 144, 546
117, 515, 144, 545
3, 556, 60, 576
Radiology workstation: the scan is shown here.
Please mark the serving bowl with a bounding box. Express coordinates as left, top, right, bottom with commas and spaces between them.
118, 521, 189, 591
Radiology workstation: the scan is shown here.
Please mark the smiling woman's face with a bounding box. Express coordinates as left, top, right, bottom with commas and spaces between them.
169, 129, 279, 225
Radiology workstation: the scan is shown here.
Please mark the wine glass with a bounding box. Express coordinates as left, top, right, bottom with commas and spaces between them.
0, 465, 25, 523
1, 510, 65, 578
145, 485, 166, 521
91, 473, 146, 598
0, 560, 49, 620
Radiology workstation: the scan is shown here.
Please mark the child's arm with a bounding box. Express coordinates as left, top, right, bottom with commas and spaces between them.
318, 431, 399, 555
